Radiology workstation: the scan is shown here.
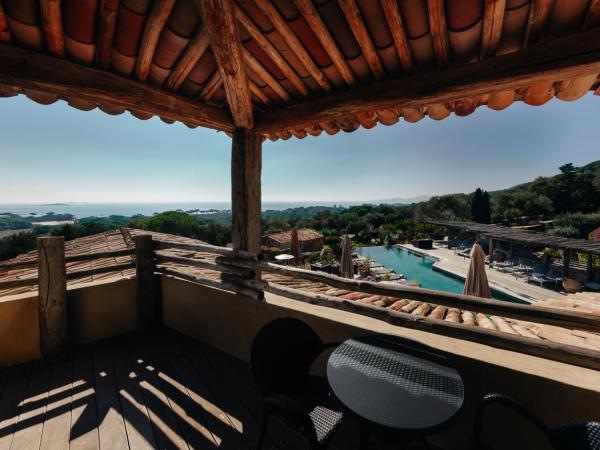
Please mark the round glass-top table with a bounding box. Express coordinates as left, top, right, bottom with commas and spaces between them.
327, 334, 464, 438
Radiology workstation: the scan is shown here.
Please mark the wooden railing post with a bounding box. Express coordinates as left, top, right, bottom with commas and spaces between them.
563, 249, 571, 278
38, 236, 67, 358
135, 234, 159, 327
227, 128, 264, 299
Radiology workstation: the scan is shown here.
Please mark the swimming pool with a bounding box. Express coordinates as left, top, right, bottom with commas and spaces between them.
355, 245, 526, 303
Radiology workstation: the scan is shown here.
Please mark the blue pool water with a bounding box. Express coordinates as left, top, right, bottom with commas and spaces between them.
355, 246, 525, 303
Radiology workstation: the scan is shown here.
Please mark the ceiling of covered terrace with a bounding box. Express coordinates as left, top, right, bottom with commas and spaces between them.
1, 0, 600, 140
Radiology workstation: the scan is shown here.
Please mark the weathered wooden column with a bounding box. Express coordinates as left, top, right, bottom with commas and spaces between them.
38, 236, 67, 357
563, 249, 571, 279
135, 234, 159, 327
224, 128, 264, 298
586, 254, 593, 282
488, 238, 494, 264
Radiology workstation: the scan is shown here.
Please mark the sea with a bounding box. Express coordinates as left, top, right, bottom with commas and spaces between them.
0, 202, 355, 219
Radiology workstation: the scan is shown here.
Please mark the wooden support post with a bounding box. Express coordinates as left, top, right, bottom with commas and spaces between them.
135, 235, 159, 327
230, 129, 263, 297
38, 236, 67, 358
488, 237, 494, 264
587, 254, 593, 282
447, 228, 453, 249
563, 249, 571, 279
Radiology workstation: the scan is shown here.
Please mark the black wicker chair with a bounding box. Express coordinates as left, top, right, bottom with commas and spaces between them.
471, 393, 600, 450
250, 318, 344, 449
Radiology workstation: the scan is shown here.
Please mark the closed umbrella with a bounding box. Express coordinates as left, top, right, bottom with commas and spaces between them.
340, 234, 354, 279
463, 244, 491, 298
291, 228, 301, 258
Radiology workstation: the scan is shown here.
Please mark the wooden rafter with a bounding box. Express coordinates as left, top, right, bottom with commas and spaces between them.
583, 0, 600, 30
0, 2, 10, 43
427, 0, 450, 67
337, 0, 385, 79
249, 80, 271, 105
524, 0, 554, 46
96, 0, 120, 69
198, 0, 253, 129
253, 0, 331, 92
480, 0, 506, 59
40, 0, 65, 58
244, 49, 291, 102
199, 70, 224, 101
0, 43, 233, 131
235, 5, 309, 97
380, 0, 413, 74
254, 27, 600, 134
165, 28, 210, 91
136, 0, 176, 81
294, 0, 355, 86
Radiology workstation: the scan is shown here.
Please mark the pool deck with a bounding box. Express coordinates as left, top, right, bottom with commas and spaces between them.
400, 244, 565, 303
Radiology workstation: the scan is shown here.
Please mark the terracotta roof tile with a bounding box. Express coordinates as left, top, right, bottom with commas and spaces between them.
62, 0, 98, 44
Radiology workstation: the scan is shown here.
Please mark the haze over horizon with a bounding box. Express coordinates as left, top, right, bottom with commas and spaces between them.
1, 94, 599, 204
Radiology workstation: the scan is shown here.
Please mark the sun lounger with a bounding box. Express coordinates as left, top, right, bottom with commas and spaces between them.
528, 273, 557, 287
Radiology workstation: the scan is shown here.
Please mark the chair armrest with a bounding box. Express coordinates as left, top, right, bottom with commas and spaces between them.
472, 393, 555, 449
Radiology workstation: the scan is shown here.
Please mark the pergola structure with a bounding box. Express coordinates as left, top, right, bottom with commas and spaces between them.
1, 0, 600, 261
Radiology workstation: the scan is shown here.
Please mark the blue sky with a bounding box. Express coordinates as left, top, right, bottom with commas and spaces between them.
0, 93, 598, 203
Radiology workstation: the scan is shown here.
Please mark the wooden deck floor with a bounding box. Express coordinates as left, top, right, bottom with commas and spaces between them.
0, 329, 369, 450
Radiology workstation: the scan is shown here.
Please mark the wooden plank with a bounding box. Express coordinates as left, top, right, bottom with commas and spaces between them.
165, 29, 210, 91
231, 129, 262, 256
380, 0, 413, 73
337, 0, 385, 79
294, 0, 355, 86
220, 257, 600, 332
247, 280, 600, 371
235, 5, 310, 97
143, 335, 223, 448
198, 0, 254, 129
96, 0, 120, 69
134, 235, 159, 328
110, 341, 157, 450
125, 335, 188, 449
38, 236, 67, 358
0, 3, 11, 43
155, 253, 253, 277
93, 343, 129, 450
40, 0, 65, 58
0, 43, 234, 132
39, 357, 72, 450
9, 362, 52, 450
480, 0, 506, 59
69, 350, 99, 450
135, 0, 176, 81
253, 0, 332, 92
0, 365, 31, 450
524, 0, 553, 45
427, 0, 450, 67
254, 27, 600, 133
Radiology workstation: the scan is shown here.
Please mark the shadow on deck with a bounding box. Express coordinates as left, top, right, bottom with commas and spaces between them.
0, 328, 370, 450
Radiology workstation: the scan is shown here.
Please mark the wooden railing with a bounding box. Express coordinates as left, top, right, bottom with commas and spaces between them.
153, 239, 600, 371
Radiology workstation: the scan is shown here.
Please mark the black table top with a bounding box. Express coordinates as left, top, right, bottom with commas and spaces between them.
326, 335, 464, 432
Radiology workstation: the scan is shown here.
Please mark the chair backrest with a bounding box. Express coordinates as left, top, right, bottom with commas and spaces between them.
250, 318, 324, 396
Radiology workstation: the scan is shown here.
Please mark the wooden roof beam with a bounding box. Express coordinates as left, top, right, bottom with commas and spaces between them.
197, 0, 253, 129
165, 28, 210, 91
96, 0, 120, 69
480, 0, 506, 59
524, 0, 553, 46
136, 0, 176, 81
380, 0, 414, 74
254, 27, 600, 134
199, 70, 224, 101
294, 0, 355, 86
0, 2, 10, 43
40, 0, 65, 58
253, 0, 332, 92
582, 0, 600, 30
338, 0, 385, 80
0, 43, 234, 132
244, 49, 292, 102
427, 0, 450, 67
235, 5, 310, 97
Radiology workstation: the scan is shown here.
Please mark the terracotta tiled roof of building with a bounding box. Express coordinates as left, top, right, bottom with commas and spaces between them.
264, 228, 323, 244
